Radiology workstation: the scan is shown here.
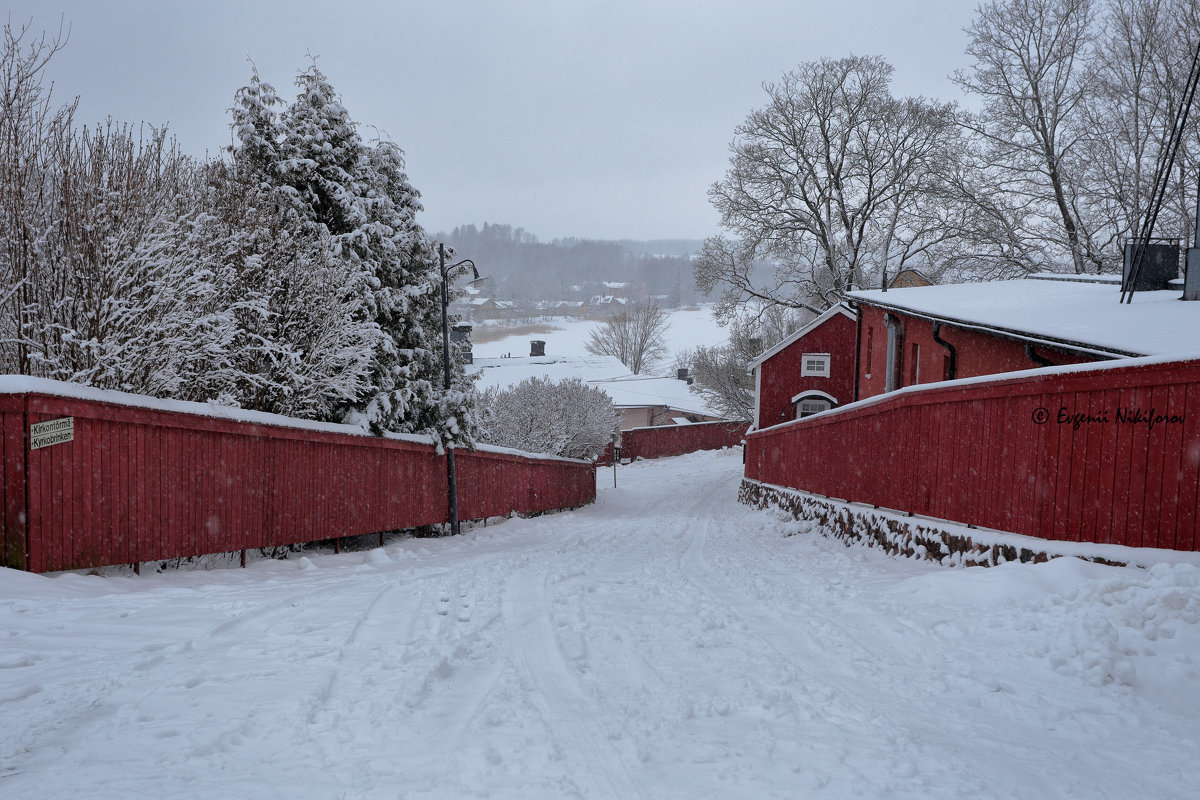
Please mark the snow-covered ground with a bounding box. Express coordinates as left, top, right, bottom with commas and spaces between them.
3, 449, 1199, 799
473, 306, 727, 361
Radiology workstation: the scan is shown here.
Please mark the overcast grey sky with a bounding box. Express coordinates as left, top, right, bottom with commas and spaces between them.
11, 1, 979, 242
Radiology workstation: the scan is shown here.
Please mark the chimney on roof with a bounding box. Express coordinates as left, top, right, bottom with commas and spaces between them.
530, 340, 546, 357
676, 367, 694, 385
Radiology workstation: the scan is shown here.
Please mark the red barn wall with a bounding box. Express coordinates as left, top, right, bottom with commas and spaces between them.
856, 305, 1101, 401
757, 312, 857, 429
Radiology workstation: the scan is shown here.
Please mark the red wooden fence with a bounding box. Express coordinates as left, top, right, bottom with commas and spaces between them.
597, 420, 749, 466
1, 381, 596, 573
744, 357, 1200, 551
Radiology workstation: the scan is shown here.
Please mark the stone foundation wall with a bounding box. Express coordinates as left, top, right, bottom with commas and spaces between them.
738, 479, 1128, 569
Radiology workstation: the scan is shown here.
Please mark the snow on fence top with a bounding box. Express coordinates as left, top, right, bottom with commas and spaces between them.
0, 375, 589, 465
756, 352, 1200, 436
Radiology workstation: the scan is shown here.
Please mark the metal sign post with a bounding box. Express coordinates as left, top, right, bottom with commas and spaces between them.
611, 432, 620, 488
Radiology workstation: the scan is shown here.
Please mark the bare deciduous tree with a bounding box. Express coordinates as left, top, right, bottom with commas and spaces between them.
677, 304, 803, 422
1079, 0, 1200, 264
695, 55, 962, 318
954, 0, 1100, 273
585, 299, 670, 375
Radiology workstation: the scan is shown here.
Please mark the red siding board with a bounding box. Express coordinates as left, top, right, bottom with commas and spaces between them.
3, 408, 25, 569
1124, 387, 1150, 547
1033, 394, 1056, 540
1158, 384, 1186, 547
1141, 385, 1169, 549
1179, 383, 1200, 551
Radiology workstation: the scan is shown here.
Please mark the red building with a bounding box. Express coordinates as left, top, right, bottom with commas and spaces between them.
743, 275, 1200, 555
846, 277, 1199, 400
749, 304, 857, 430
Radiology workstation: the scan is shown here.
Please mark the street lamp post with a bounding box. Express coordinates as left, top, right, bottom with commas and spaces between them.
438, 243, 484, 536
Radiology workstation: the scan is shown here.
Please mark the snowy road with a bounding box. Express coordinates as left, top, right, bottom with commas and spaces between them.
2, 449, 1199, 799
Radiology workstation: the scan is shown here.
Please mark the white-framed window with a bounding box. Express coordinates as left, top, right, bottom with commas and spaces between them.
800, 353, 831, 378
791, 390, 837, 419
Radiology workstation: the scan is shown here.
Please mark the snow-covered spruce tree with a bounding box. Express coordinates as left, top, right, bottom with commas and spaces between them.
224, 71, 379, 418
477, 377, 617, 460
254, 64, 475, 445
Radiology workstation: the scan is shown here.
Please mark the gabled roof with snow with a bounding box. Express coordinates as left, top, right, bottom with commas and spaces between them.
588, 295, 628, 306
749, 303, 857, 370
590, 375, 720, 418
848, 279, 1200, 358
471, 355, 723, 417
470, 354, 634, 392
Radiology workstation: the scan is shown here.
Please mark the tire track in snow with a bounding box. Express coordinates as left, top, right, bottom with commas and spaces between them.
501, 556, 645, 800
663, 467, 928, 788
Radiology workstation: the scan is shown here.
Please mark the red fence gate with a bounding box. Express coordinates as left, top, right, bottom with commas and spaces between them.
1, 381, 596, 573
744, 357, 1200, 551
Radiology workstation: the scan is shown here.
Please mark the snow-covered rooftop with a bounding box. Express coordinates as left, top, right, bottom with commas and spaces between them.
848, 279, 1200, 358
470, 354, 634, 393
591, 375, 719, 418
470, 355, 721, 417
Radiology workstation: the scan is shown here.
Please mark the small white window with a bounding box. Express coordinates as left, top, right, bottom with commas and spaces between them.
801, 353, 830, 378
797, 398, 831, 417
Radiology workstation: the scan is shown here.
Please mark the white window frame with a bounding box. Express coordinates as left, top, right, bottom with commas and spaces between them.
791, 390, 837, 419
800, 353, 831, 378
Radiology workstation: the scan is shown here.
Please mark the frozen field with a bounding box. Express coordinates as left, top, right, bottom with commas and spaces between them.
2, 449, 1199, 799
473, 306, 727, 361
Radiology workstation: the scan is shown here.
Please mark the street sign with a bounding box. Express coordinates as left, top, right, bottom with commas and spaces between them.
30, 417, 74, 450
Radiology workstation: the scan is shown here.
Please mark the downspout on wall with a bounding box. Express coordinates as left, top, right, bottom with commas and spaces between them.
883, 313, 902, 392
931, 322, 957, 381
852, 302, 862, 402
1025, 343, 1054, 368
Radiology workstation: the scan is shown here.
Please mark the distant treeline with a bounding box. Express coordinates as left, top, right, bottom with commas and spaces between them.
440, 223, 708, 306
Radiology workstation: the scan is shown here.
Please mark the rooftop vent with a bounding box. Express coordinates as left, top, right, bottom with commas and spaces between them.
1122, 239, 1179, 292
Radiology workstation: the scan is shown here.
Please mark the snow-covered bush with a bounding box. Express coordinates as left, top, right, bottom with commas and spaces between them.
477, 377, 617, 460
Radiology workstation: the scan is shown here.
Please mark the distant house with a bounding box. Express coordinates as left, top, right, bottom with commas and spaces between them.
847, 275, 1200, 400
536, 300, 587, 318
470, 341, 731, 431
587, 295, 629, 317
887, 268, 934, 289
747, 303, 857, 430
590, 374, 725, 430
